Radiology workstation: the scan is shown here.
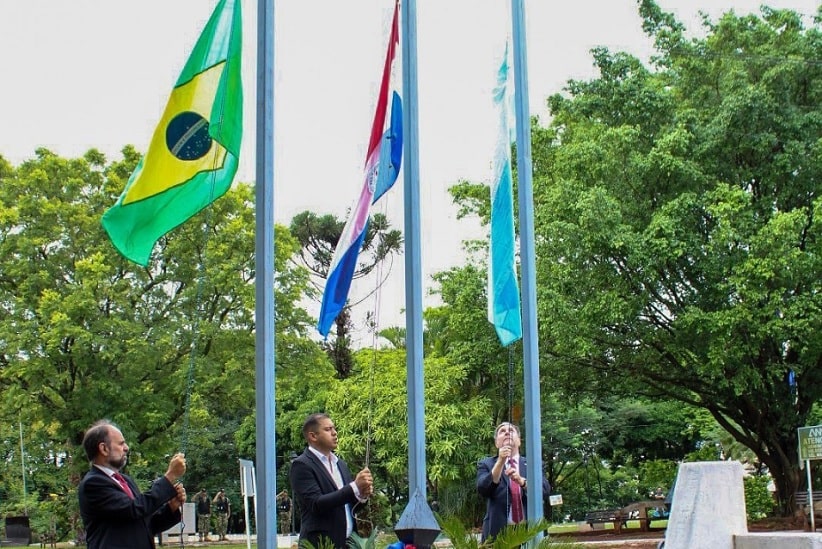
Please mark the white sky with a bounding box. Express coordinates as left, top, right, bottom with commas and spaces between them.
1, 0, 818, 343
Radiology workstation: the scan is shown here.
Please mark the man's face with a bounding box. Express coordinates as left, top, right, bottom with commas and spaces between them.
309, 417, 338, 454
101, 427, 129, 470
494, 422, 521, 452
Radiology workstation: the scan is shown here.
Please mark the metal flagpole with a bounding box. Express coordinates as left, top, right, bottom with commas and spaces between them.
511, 0, 545, 538
401, 0, 426, 499
392, 4, 440, 546
255, 0, 277, 545
19, 421, 27, 515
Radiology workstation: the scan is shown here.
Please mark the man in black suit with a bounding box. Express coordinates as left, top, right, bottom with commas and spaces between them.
290, 413, 373, 549
78, 419, 187, 549
477, 422, 550, 541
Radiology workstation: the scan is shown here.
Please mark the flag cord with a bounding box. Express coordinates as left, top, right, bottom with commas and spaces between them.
180, 0, 239, 474
506, 345, 515, 513
175, 148, 223, 547
365, 226, 386, 469
508, 346, 514, 427
178, 32, 236, 535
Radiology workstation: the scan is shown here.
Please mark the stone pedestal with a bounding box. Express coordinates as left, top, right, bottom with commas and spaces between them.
664, 461, 747, 549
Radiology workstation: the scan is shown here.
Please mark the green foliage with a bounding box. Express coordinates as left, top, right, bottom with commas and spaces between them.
744, 474, 775, 520
429, 263, 524, 424
288, 210, 403, 379
438, 514, 578, 549
637, 460, 678, 500
520, 0, 821, 515
0, 149, 316, 533
347, 528, 379, 549
685, 443, 723, 463
329, 349, 491, 526
297, 537, 337, 549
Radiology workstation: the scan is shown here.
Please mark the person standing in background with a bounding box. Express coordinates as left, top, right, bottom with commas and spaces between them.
212, 489, 231, 541
193, 488, 211, 542
276, 490, 292, 535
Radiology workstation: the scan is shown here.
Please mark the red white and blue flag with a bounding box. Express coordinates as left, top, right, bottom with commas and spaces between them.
317, 1, 403, 337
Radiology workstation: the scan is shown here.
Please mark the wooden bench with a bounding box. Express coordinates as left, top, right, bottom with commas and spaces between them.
38, 530, 57, 548
585, 508, 623, 533
795, 491, 822, 529
620, 500, 669, 532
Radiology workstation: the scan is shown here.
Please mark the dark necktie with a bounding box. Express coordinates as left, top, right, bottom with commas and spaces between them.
113, 472, 135, 499
508, 458, 524, 523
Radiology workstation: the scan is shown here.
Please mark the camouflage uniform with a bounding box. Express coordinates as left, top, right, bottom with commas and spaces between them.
276, 490, 292, 535
213, 490, 231, 541
194, 489, 211, 541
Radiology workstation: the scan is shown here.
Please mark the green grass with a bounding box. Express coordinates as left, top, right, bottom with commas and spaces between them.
545, 523, 582, 534
547, 519, 668, 532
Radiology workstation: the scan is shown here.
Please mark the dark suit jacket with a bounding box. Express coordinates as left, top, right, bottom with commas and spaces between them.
290, 448, 359, 549
476, 455, 550, 541
78, 466, 181, 549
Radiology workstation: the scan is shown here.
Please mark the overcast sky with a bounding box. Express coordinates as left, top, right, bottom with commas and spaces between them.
1, 0, 818, 343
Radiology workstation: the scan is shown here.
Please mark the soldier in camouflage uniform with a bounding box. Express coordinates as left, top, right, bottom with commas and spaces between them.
276, 490, 292, 535
212, 489, 231, 541
194, 489, 211, 541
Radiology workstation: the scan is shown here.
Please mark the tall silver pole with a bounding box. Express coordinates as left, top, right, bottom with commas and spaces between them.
808, 460, 815, 531
401, 0, 426, 498
19, 421, 27, 515
255, 0, 277, 545
511, 0, 545, 534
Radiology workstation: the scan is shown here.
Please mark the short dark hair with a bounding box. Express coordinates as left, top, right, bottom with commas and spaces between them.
82, 420, 116, 461
302, 413, 330, 440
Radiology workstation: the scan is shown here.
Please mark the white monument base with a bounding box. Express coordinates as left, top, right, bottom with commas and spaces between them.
735, 532, 822, 548
160, 502, 196, 543
664, 461, 747, 549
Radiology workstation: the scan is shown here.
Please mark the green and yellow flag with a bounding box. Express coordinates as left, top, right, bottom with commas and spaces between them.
102, 0, 242, 266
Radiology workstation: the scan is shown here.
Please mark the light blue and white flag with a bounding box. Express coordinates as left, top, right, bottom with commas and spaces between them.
488, 43, 522, 346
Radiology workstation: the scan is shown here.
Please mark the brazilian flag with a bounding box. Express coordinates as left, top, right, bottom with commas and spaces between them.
102, 0, 242, 266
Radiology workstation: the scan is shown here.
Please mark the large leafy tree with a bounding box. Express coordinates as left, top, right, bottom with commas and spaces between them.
428, 262, 521, 424
529, 2, 821, 514
0, 148, 315, 523
289, 211, 402, 378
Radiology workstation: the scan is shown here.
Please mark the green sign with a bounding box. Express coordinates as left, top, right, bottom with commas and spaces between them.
798, 425, 822, 461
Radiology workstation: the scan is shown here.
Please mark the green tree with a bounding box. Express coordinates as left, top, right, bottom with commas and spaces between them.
429, 263, 522, 425
526, 2, 821, 514
329, 348, 491, 527
289, 211, 403, 378
0, 148, 316, 527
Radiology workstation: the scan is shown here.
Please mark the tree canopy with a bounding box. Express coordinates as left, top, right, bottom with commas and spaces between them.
525, 1, 820, 512
0, 147, 318, 531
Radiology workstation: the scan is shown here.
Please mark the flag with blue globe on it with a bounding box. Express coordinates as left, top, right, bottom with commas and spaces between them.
102, 0, 242, 267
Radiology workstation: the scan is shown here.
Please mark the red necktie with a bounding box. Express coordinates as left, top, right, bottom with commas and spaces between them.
113, 472, 135, 499
508, 458, 524, 523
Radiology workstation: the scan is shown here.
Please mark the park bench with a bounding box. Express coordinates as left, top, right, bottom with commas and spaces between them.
620, 500, 669, 532
38, 529, 57, 548
584, 508, 623, 533
795, 491, 822, 530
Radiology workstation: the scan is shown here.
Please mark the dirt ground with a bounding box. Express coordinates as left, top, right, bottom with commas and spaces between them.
555, 516, 811, 548
557, 529, 664, 548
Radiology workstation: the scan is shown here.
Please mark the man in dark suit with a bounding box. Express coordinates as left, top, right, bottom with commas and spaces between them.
477, 422, 550, 541
290, 413, 373, 549
78, 419, 187, 549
